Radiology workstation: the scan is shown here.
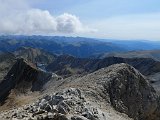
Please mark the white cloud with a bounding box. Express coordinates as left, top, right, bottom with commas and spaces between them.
56, 13, 84, 33
0, 0, 95, 35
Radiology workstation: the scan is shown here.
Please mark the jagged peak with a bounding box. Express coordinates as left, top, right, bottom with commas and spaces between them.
0, 58, 52, 103
15, 58, 39, 70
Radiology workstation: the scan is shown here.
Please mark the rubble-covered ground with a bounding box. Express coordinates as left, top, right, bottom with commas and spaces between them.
0, 88, 131, 120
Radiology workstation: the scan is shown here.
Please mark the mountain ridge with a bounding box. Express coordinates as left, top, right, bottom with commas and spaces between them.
0, 63, 159, 120
94, 50, 160, 61
0, 35, 125, 58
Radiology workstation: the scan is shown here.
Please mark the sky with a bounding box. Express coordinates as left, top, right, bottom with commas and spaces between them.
0, 0, 160, 40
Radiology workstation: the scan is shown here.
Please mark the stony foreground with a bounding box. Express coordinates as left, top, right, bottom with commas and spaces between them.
0, 88, 130, 120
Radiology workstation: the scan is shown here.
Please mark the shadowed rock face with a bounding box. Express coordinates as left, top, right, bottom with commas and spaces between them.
104, 64, 159, 120
0, 52, 16, 82
0, 58, 52, 103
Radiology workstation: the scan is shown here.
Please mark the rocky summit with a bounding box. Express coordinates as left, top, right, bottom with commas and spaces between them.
0, 62, 160, 120
57, 63, 160, 120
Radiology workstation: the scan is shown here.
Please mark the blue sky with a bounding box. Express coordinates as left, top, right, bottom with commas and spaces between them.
0, 0, 160, 40
30, 0, 160, 20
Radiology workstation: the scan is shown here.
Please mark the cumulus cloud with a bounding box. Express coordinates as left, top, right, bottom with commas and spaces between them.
0, 0, 95, 35
56, 13, 84, 33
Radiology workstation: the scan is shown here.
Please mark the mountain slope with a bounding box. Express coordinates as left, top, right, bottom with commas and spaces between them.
46, 56, 160, 77
14, 47, 56, 64
0, 58, 53, 107
0, 47, 56, 86
54, 63, 159, 120
1, 63, 159, 120
46, 55, 97, 77
95, 50, 160, 61
0, 52, 16, 82
46, 55, 160, 94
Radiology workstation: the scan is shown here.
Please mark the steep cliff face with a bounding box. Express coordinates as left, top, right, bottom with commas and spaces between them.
0, 58, 52, 103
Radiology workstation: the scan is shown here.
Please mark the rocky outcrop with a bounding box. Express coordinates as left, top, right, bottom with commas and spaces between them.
104, 64, 159, 120
0, 58, 52, 103
0, 88, 131, 120
59, 63, 160, 120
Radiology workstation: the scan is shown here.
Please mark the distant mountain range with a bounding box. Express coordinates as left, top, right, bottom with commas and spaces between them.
94, 50, 160, 61
0, 36, 125, 58
1, 35, 160, 58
